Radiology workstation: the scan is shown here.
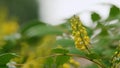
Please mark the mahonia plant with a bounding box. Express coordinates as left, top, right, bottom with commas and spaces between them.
69, 15, 90, 52
68, 15, 120, 68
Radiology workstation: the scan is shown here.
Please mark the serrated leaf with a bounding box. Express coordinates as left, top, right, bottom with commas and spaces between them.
56, 55, 70, 67
91, 12, 101, 22
51, 48, 69, 54
0, 53, 18, 65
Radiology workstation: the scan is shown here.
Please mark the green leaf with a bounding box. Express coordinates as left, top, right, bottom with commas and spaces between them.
91, 12, 101, 22
99, 28, 109, 36
59, 22, 71, 30
0, 53, 18, 65
0, 39, 19, 54
51, 48, 69, 54
96, 22, 104, 28
86, 64, 99, 68
44, 57, 54, 68
56, 55, 70, 67
21, 20, 45, 34
86, 53, 100, 59
97, 23, 109, 36
115, 58, 120, 63
56, 39, 74, 47
0, 65, 7, 68
101, 59, 111, 67
69, 47, 85, 56
86, 27, 93, 37
22, 25, 63, 37
109, 5, 120, 17
106, 5, 120, 21
107, 22, 120, 28
102, 49, 115, 58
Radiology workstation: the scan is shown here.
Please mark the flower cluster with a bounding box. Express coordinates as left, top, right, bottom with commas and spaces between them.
69, 15, 90, 50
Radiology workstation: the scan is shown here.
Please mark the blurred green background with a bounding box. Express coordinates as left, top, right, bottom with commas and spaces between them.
0, 0, 39, 25
0, 0, 120, 68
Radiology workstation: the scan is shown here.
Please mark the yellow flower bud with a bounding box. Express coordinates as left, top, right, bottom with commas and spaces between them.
69, 15, 90, 50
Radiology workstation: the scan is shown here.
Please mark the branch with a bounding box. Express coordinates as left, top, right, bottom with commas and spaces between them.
40, 54, 105, 68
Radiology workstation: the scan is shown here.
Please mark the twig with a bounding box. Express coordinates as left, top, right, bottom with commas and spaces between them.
14, 54, 105, 68
38, 54, 105, 68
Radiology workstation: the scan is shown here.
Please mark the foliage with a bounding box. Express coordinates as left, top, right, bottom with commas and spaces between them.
0, 4, 120, 68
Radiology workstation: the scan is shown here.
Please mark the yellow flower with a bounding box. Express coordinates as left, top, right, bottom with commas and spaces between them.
69, 15, 90, 50
0, 8, 19, 46
63, 63, 70, 68
69, 58, 80, 67
1, 21, 19, 35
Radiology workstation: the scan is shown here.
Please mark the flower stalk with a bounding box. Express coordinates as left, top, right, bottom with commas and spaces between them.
69, 15, 91, 53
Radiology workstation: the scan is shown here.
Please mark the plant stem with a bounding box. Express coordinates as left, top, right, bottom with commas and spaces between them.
16, 54, 105, 68
42, 54, 105, 68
